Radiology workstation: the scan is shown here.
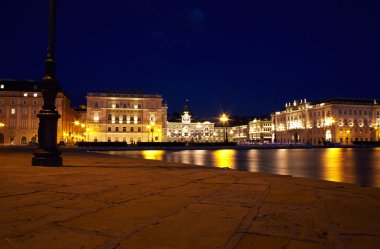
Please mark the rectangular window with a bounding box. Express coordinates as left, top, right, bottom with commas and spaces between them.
123, 127, 126, 132
11, 100, 16, 105
130, 127, 134, 132
107, 127, 111, 132
115, 127, 119, 132
23, 108, 28, 115
33, 100, 37, 106
138, 127, 141, 132
32, 120, 38, 128
10, 119, 16, 127
21, 120, 28, 128
11, 108, 16, 114
94, 102, 99, 108
0, 108, 2, 114
108, 137, 111, 142
108, 114, 112, 120
33, 93, 38, 97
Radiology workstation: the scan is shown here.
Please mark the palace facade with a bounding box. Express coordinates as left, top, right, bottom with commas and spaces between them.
248, 117, 272, 143
166, 103, 226, 142
273, 98, 380, 145
0, 80, 78, 145
85, 92, 167, 143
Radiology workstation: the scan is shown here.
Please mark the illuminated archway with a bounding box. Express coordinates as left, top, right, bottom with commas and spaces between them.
325, 130, 332, 142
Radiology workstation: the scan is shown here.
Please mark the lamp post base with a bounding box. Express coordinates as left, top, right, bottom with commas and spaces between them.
32, 151, 62, 166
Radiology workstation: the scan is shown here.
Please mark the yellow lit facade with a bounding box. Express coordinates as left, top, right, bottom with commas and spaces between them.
248, 117, 272, 143
0, 80, 78, 145
166, 103, 225, 142
272, 98, 380, 145
85, 92, 167, 143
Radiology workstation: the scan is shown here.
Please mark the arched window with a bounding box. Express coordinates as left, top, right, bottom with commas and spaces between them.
21, 136, 27, 145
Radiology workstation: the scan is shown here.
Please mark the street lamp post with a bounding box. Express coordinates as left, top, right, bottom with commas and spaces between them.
32, 0, 62, 166
219, 113, 229, 143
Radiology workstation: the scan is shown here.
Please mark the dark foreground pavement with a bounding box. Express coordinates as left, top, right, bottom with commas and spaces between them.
0, 150, 380, 249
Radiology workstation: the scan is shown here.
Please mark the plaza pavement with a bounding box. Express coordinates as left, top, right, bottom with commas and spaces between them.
0, 149, 380, 249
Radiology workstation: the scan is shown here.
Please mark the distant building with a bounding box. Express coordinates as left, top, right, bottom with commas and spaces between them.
0, 80, 78, 145
166, 102, 225, 142
272, 98, 380, 145
85, 91, 167, 143
230, 125, 248, 143
248, 117, 272, 143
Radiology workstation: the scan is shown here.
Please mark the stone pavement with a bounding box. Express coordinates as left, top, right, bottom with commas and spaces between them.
0, 150, 380, 249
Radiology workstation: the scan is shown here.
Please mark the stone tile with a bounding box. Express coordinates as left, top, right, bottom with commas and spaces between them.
201, 183, 267, 207
249, 204, 330, 242
319, 191, 380, 235
118, 203, 249, 249
264, 184, 318, 205
235, 234, 290, 249
0, 191, 76, 210
61, 195, 196, 235
7, 226, 108, 249
161, 182, 222, 197
199, 175, 238, 184
0, 205, 81, 237
343, 235, 380, 249
288, 240, 327, 249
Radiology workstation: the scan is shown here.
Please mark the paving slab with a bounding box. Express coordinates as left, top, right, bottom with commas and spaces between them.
1, 150, 380, 249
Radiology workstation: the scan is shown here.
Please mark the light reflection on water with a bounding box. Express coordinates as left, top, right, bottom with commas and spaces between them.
107, 148, 380, 187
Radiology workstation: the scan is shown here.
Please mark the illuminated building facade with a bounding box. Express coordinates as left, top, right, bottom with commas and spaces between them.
85, 92, 167, 143
166, 103, 224, 142
0, 80, 78, 145
230, 125, 248, 143
272, 98, 380, 145
248, 117, 272, 143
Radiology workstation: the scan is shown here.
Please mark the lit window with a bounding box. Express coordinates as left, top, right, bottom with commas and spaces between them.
0, 84, 3, 89
24, 93, 28, 97
94, 114, 99, 122
11, 108, 16, 114
33, 93, 38, 97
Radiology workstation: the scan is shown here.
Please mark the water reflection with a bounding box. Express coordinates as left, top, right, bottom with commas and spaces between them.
275, 149, 289, 176
213, 149, 236, 169
141, 150, 164, 160
105, 148, 380, 187
323, 148, 343, 183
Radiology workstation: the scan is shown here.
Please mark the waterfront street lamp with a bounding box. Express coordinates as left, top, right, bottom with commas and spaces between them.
32, 0, 62, 166
219, 113, 229, 143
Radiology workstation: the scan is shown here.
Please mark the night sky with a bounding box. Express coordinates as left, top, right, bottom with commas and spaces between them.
1, 0, 380, 118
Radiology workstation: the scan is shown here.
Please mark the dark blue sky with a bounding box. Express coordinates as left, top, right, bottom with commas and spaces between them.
1, 0, 380, 118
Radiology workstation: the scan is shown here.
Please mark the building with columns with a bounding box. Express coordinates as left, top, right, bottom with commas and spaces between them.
166, 102, 226, 142
248, 117, 272, 143
272, 98, 380, 145
85, 91, 167, 143
0, 80, 78, 145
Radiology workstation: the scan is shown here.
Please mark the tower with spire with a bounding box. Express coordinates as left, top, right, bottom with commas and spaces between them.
181, 99, 191, 124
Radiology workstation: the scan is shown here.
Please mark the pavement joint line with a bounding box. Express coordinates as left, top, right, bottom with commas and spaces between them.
96, 182, 230, 249
55, 179, 198, 226
52, 220, 113, 238
223, 184, 272, 249
315, 189, 348, 249
0, 190, 43, 199
5, 238, 21, 249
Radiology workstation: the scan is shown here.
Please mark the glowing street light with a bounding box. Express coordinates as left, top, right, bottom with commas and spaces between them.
219, 113, 229, 143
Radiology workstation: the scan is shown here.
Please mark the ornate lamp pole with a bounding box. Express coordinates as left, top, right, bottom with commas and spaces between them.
32, 0, 62, 166
219, 113, 229, 143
